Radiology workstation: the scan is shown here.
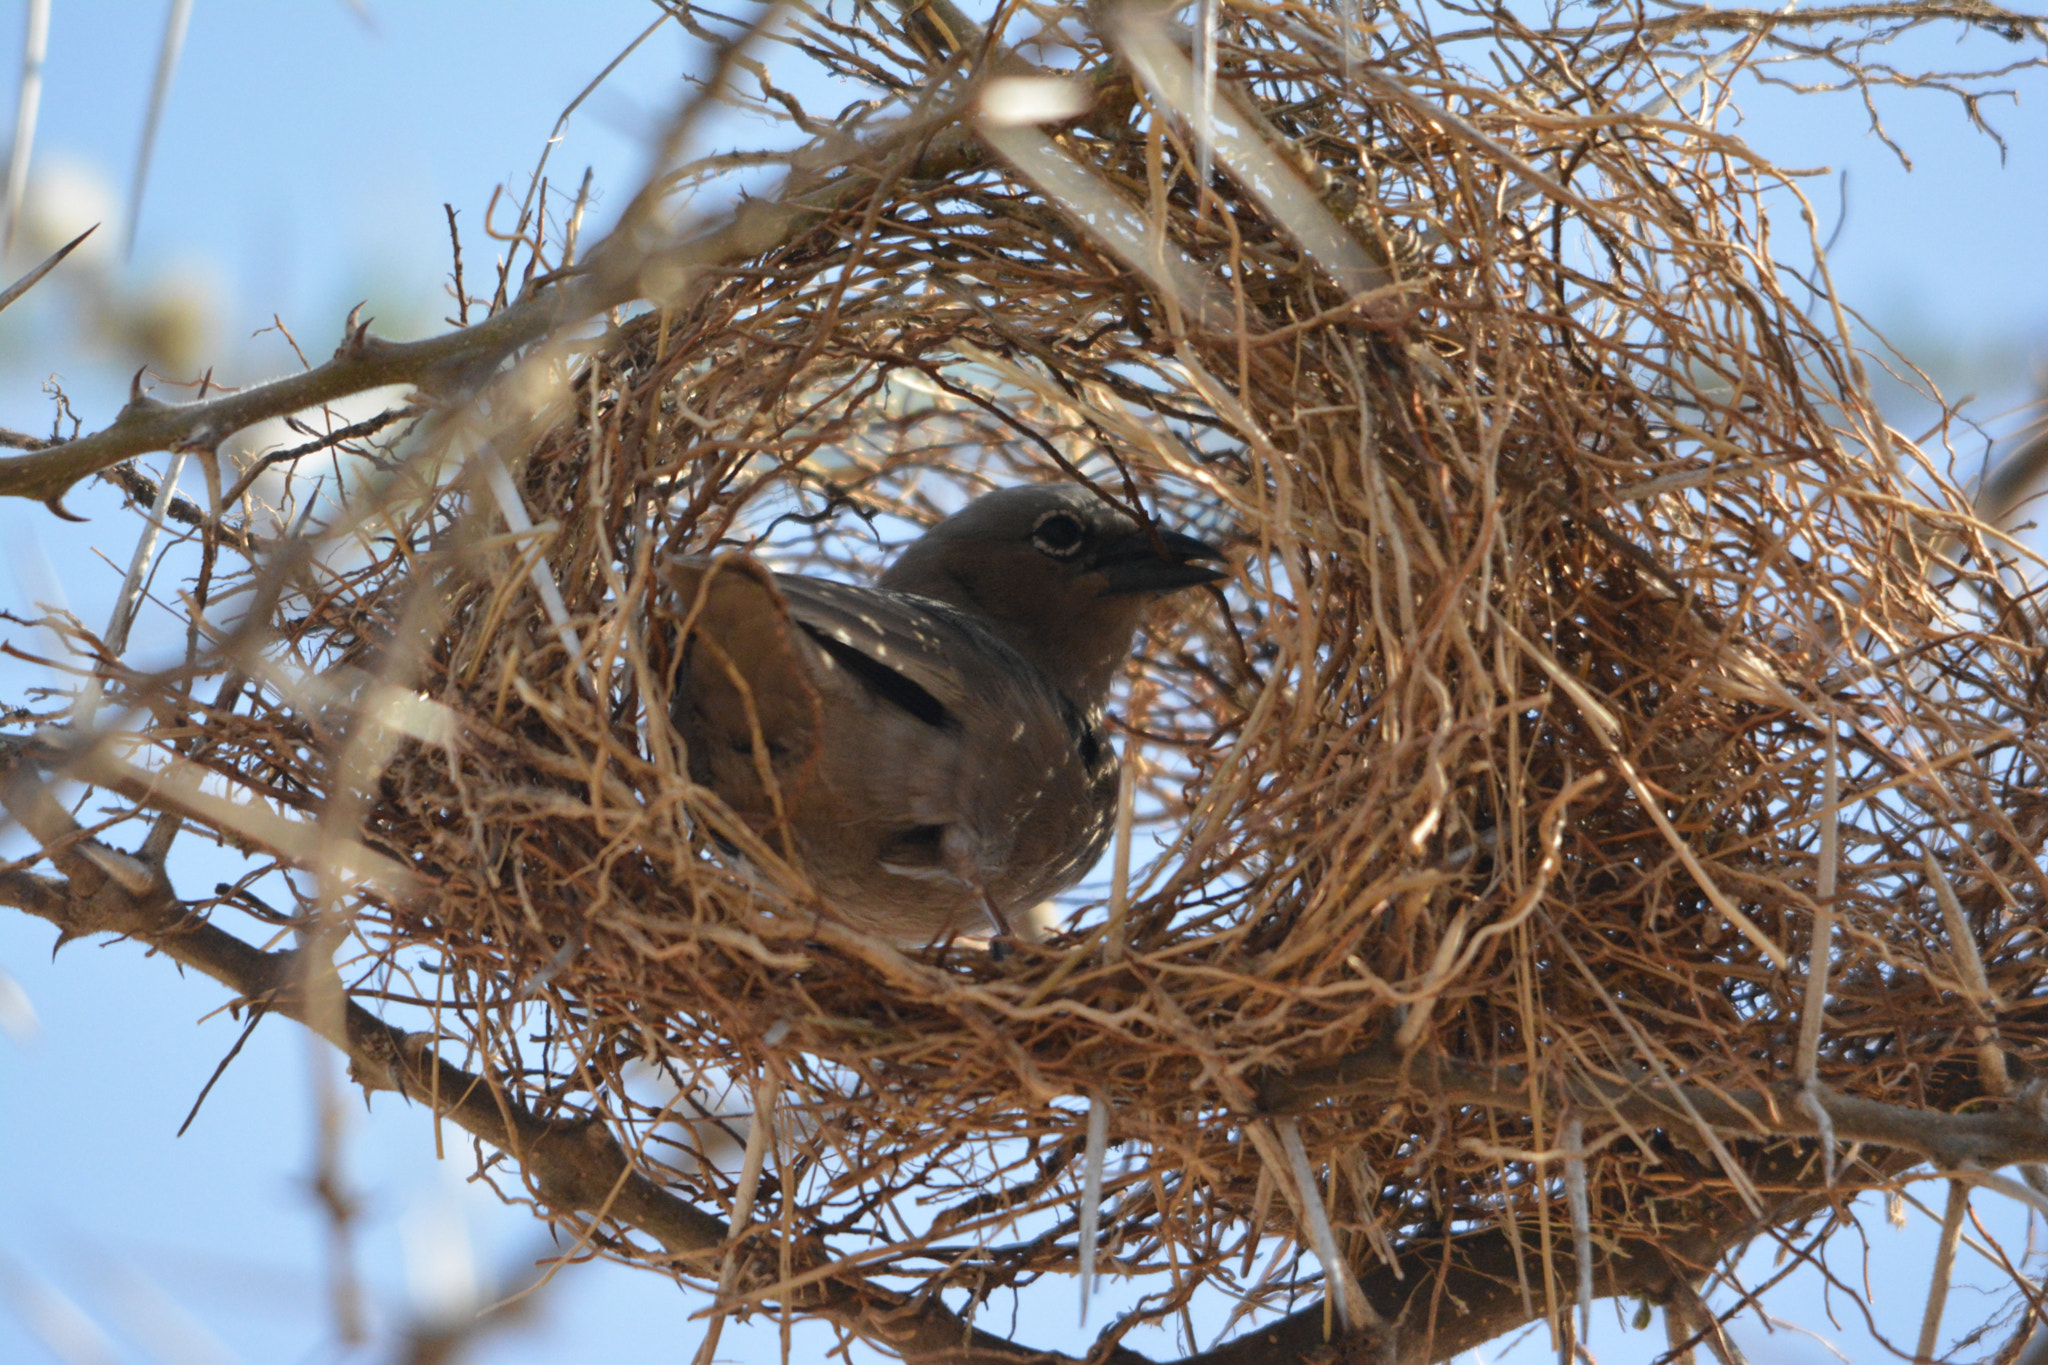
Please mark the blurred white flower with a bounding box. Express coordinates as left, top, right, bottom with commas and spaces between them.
979, 76, 1089, 127
10, 155, 118, 270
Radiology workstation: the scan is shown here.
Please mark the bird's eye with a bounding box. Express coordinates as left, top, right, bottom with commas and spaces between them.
1031, 511, 1087, 558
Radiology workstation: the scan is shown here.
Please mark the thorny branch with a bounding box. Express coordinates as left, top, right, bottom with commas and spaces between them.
1255, 1038, 2048, 1174
0, 740, 1125, 1365
0, 0, 2035, 514
0, 91, 994, 513
0, 726, 2031, 1365
0, 816, 1813, 1364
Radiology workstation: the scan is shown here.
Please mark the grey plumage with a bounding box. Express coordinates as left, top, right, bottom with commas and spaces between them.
663, 484, 1226, 943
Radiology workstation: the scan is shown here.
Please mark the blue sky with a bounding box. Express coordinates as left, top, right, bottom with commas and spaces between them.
0, 3, 2044, 1364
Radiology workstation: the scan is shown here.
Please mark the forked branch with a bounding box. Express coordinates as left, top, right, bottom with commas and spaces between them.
0, 736, 1945, 1365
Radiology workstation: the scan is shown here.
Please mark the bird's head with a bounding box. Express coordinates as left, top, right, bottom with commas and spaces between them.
877, 484, 1228, 703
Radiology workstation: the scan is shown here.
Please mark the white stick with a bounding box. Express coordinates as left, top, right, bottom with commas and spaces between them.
1079, 1092, 1109, 1325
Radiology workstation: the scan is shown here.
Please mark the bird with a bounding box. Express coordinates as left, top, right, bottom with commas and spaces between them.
661, 482, 1227, 944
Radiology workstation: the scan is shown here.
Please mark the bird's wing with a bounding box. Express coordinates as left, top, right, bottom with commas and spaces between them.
662, 554, 823, 764
771, 573, 1004, 727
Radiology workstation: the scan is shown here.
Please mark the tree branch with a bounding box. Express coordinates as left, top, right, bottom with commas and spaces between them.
0, 114, 990, 512
0, 719, 2014, 1363
1254, 1036, 2048, 1173
0, 732, 1949, 1365
0, 746, 1138, 1365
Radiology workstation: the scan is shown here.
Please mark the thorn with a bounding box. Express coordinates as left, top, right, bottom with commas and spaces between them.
0, 224, 99, 319
80, 841, 158, 896
130, 365, 152, 404
42, 492, 85, 522
337, 302, 375, 359
141, 810, 182, 860
332, 305, 380, 363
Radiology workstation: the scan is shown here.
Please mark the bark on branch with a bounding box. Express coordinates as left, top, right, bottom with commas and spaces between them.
0, 114, 989, 512
0, 737, 1960, 1365
0, 749, 1104, 1365
1256, 1038, 2048, 1173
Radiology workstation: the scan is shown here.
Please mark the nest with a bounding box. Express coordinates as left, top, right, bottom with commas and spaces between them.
42, 0, 2048, 1357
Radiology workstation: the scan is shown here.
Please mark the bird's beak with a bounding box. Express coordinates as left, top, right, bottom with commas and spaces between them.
1094, 528, 1230, 596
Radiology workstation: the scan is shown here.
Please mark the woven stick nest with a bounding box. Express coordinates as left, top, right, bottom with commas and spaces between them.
26, 0, 2048, 1358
